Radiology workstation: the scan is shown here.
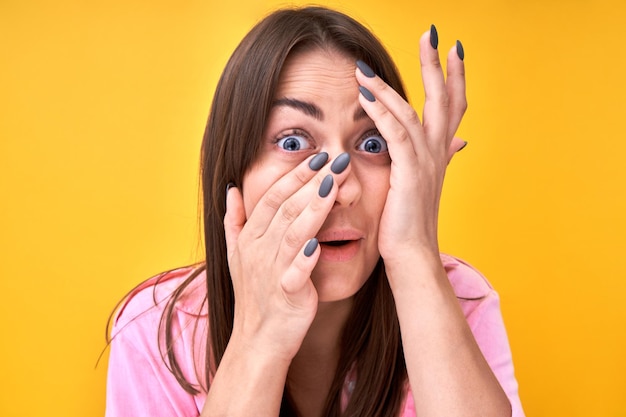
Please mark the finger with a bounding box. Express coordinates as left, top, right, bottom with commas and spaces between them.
245, 152, 328, 238
270, 157, 351, 262
446, 41, 468, 139
447, 137, 468, 165
224, 185, 246, 260
420, 25, 450, 149
355, 62, 425, 160
276, 173, 338, 262
280, 238, 319, 300
355, 85, 420, 173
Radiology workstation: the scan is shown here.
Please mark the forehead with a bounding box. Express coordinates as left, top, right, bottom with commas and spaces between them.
276, 48, 358, 100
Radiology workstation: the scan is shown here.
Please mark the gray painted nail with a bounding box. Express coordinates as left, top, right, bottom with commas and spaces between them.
318, 174, 334, 197
430, 24, 439, 49
356, 60, 376, 78
359, 86, 375, 103
226, 182, 235, 200
330, 153, 351, 174
304, 238, 319, 257
330, 152, 350, 174
456, 40, 465, 61
309, 152, 329, 171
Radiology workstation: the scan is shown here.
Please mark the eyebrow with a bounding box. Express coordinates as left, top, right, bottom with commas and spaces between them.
273, 98, 322, 120
272, 98, 369, 122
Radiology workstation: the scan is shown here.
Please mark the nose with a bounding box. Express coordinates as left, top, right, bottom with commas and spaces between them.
329, 151, 361, 208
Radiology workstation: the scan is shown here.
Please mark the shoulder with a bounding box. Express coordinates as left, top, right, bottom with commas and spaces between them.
106, 266, 209, 414
440, 253, 494, 300
441, 254, 494, 299
111, 265, 208, 338
439, 253, 503, 327
108, 265, 209, 390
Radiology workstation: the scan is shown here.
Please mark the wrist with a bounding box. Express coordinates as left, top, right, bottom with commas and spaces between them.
228, 328, 297, 367
383, 246, 446, 291
382, 241, 441, 270
205, 333, 291, 417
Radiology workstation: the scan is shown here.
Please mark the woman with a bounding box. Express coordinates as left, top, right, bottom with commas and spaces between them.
106, 6, 524, 417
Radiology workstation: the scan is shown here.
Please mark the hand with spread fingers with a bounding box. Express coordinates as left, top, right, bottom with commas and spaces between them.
206, 152, 353, 415
223, 152, 351, 360
356, 26, 512, 417
355, 26, 467, 270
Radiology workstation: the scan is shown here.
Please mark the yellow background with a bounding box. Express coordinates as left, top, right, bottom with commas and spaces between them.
1, 0, 625, 416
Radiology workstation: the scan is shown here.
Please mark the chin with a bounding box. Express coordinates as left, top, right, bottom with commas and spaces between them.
310, 263, 370, 303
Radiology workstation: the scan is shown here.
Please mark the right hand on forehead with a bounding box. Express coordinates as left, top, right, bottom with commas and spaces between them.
223, 152, 351, 360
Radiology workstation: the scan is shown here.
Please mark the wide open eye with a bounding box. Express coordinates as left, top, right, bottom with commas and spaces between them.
358, 133, 388, 153
276, 132, 311, 151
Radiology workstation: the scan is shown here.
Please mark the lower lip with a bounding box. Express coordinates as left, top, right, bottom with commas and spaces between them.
319, 240, 360, 262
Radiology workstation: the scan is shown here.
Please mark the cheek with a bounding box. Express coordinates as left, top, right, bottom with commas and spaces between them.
241, 162, 287, 218
359, 165, 390, 217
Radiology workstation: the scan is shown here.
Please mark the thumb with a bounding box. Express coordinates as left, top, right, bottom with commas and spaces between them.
224, 184, 246, 259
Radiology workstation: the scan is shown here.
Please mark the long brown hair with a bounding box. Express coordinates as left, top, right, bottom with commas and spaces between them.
165, 6, 409, 416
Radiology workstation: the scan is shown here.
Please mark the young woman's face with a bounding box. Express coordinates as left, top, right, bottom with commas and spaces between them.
242, 48, 391, 302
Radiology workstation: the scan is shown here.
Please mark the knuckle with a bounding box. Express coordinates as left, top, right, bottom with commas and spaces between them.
432, 56, 443, 70
385, 120, 409, 143
262, 189, 284, 211
394, 128, 410, 144
460, 99, 468, 114
293, 167, 312, 186
279, 200, 300, 224
450, 96, 467, 114
426, 89, 449, 109
377, 79, 392, 94
377, 104, 391, 119
438, 91, 450, 109
378, 106, 398, 128
404, 107, 420, 125
422, 55, 443, 71
235, 228, 252, 246
283, 230, 301, 250
308, 192, 328, 215
442, 94, 450, 109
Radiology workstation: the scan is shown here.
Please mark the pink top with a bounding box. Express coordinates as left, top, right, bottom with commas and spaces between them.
105, 255, 525, 416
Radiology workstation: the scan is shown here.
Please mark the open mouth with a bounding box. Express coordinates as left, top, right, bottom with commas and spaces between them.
318, 239, 360, 261
322, 240, 352, 247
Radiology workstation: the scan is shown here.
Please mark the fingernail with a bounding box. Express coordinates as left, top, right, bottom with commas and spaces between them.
309, 152, 329, 171
356, 60, 376, 78
457, 141, 468, 152
430, 24, 438, 49
456, 40, 465, 61
318, 174, 334, 197
226, 182, 235, 199
359, 86, 375, 103
304, 238, 319, 257
330, 152, 350, 174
